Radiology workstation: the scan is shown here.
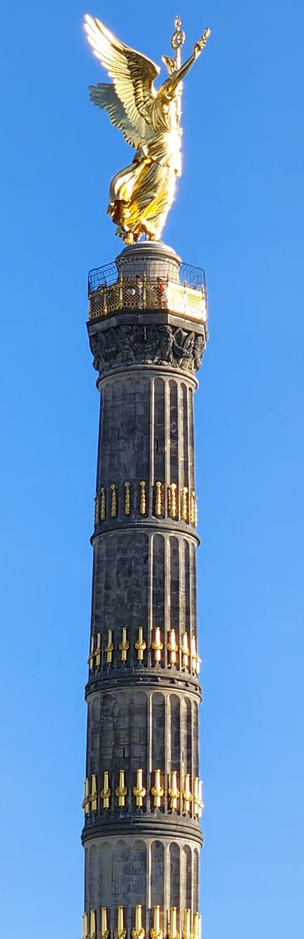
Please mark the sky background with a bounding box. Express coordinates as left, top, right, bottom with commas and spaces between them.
0, 0, 304, 937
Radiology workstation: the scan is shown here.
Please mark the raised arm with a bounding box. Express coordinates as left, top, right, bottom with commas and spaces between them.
165, 27, 211, 96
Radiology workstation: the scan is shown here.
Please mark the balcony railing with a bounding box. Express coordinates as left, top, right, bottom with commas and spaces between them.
88, 260, 208, 324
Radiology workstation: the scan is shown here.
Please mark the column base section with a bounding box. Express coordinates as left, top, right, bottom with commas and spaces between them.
83, 831, 202, 939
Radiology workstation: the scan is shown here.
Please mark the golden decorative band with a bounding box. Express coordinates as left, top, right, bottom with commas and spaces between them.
83, 909, 201, 939
94, 482, 197, 526
87, 628, 200, 674
82, 771, 204, 818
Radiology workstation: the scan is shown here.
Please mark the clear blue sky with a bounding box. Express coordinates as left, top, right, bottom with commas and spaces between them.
0, 1, 303, 937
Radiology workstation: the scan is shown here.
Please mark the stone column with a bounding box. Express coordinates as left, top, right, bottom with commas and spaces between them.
82, 242, 207, 939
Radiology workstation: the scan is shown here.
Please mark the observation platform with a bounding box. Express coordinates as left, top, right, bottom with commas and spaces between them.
88, 243, 208, 328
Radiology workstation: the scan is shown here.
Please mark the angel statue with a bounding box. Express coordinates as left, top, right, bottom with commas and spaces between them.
84, 14, 210, 244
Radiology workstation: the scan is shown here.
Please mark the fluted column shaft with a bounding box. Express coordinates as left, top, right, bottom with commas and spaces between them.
82, 243, 207, 939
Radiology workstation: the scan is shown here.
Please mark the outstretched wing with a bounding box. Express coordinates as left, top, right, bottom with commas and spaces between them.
88, 83, 148, 149
84, 15, 160, 146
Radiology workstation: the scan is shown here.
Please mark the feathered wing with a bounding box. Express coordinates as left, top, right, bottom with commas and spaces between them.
88, 83, 146, 149
84, 14, 160, 147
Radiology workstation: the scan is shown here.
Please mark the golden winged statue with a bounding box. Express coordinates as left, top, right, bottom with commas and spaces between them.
84, 14, 210, 244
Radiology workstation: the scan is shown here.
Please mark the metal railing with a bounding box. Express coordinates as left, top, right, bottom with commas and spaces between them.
88, 260, 207, 323
88, 259, 206, 293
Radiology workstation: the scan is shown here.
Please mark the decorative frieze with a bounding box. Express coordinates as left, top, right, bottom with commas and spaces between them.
87, 627, 200, 675
83, 908, 201, 939
94, 481, 197, 527
83, 770, 203, 818
89, 323, 206, 376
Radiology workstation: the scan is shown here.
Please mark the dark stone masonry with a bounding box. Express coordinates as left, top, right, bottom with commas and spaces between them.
82, 242, 208, 939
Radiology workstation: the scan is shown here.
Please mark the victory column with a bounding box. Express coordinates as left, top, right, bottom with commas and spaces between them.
82, 14, 210, 939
